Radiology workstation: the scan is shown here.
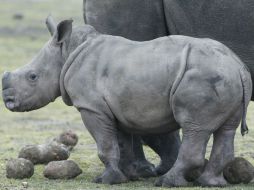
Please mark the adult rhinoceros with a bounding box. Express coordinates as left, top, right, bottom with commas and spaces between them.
83, 0, 254, 99
83, 0, 181, 176
83, 0, 254, 178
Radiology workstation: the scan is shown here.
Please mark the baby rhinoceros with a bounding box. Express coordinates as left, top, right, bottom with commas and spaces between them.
1, 16, 252, 187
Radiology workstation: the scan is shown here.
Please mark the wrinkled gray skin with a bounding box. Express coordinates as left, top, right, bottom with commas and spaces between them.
84, 0, 254, 178
2, 19, 252, 187
84, 0, 181, 177
83, 0, 254, 100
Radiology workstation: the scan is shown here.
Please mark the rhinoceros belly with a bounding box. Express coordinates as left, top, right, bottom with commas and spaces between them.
118, 101, 178, 134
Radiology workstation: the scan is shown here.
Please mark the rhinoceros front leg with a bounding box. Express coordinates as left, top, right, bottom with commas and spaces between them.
117, 131, 156, 180
119, 131, 180, 178
131, 136, 157, 178
80, 109, 127, 184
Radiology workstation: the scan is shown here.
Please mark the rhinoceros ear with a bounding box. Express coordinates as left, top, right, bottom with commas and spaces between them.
45, 14, 57, 36
53, 19, 73, 45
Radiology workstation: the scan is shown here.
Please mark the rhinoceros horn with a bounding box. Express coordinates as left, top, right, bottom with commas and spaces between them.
46, 14, 57, 36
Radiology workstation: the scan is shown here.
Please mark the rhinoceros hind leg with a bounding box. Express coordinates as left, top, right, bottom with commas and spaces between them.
155, 125, 211, 187
196, 110, 241, 187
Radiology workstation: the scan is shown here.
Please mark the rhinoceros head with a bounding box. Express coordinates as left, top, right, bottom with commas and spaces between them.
2, 17, 73, 112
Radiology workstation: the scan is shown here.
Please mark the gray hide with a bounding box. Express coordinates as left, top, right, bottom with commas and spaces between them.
61, 27, 252, 187
83, 0, 181, 177
84, 0, 167, 41
83, 0, 254, 100
2, 20, 252, 187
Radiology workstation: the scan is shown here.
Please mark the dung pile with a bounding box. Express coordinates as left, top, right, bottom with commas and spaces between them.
19, 142, 70, 164
6, 130, 82, 179
6, 158, 34, 179
44, 160, 82, 179
53, 130, 79, 150
223, 157, 254, 184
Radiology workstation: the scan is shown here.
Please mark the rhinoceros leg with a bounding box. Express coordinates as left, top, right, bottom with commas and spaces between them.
130, 136, 157, 178
118, 130, 180, 178
142, 130, 181, 175
117, 130, 139, 180
155, 72, 240, 187
117, 131, 156, 179
155, 127, 211, 187
197, 110, 241, 186
80, 110, 127, 184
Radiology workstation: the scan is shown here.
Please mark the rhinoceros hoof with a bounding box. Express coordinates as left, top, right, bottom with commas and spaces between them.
134, 160, 156, 178
93, 168, 128, 184
154, 175, 164, 187
196, 174, 228, 187
120, 164, 139, 181
155, 173, 189, 187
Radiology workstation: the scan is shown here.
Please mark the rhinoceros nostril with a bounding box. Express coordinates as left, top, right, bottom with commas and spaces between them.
5, 96, 15, 102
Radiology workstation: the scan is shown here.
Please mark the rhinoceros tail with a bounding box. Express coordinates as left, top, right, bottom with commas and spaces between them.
239, 67, 252, 136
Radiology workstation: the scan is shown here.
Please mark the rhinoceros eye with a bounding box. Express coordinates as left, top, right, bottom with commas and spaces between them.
28, 73, 38, 82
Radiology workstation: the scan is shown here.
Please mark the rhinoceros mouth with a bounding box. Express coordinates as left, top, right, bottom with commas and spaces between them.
3, 96, 17, 111
2, 88, 18, 111
5, 97, 15, 108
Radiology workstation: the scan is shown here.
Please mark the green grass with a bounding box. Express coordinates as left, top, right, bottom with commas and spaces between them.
0, 0, 254, 189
